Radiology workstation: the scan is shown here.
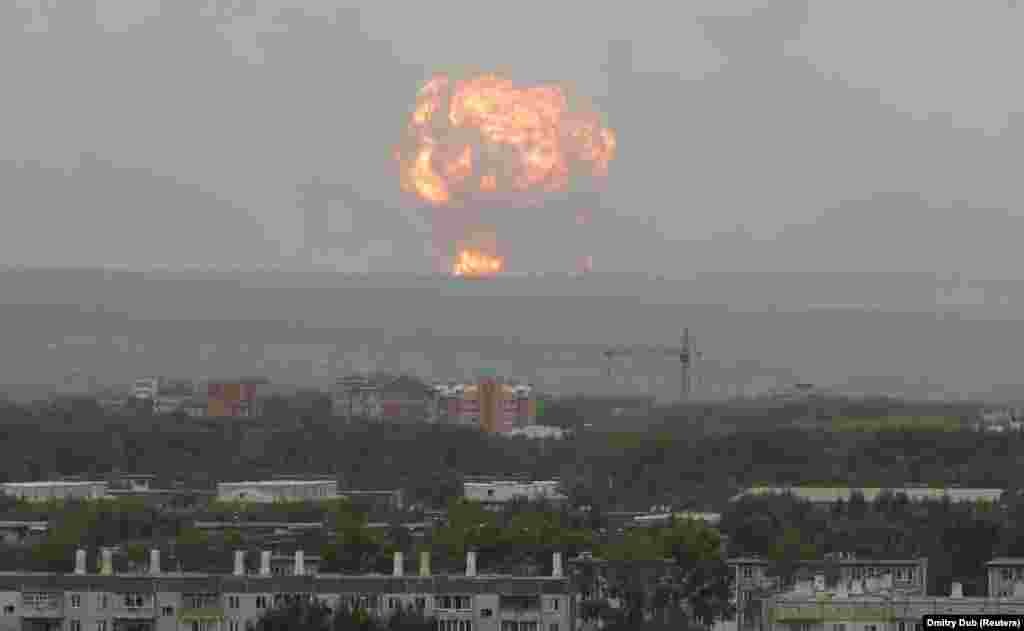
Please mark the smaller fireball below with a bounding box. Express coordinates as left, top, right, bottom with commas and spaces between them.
452, 249, 505, 278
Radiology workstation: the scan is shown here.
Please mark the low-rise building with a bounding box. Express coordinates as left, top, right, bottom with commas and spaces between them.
503, 425, 566, 440
216, 480, 339, 504
0, 481, 108, 502
0, 549, 574, 631
730, 487, 1005, 506
463, 481, 566, 510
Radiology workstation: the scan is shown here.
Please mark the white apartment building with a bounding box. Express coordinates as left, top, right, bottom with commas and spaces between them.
463, 480, 566, 509
0, 481, 108, 502
216, 480, 339, 503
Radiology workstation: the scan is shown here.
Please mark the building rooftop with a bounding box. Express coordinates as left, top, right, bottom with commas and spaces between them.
731, 487, 1005, 503
987, 558, 1024, 566
218, 480, 337, 487
464, 481, 559, 487
1, 481, 106, 488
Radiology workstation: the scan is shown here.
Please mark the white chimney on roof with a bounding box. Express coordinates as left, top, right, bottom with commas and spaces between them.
393, 551, 404, 577
260, 550, 271, 576
466, 551, 477, 577
419, 551, 430, 577
149, 549, 160, 575
294, 550, 305, 576
74, 549, 86, 575
951, 582, 963, 598
233, 550, 245, 576
100, 548, 113, 576
552, 552, 563, 578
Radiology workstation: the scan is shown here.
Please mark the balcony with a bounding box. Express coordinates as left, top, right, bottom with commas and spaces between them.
110, 594, 157, 619
20, 593, 63, 618
176, 607, 225, 622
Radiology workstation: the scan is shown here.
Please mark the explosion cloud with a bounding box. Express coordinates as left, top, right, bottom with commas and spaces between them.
395, 72, 616, 277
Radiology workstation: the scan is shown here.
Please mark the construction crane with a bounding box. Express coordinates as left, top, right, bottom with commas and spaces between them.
603, 329, 703, 402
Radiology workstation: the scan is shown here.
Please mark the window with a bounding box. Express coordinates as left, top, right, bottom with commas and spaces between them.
388, 598, 400, 610
256, 596, 268, 609
866, 626, 878, 631
899, 622, 908, 631
908, 569, 916, 581
96, 623, 107, 631
70, 622, 82, 631
501, 623, 518, 631
550, 598, 560, 611
163, 606, 174, 616
229, 621, 240, 631
742, 566, 753, 578
520, 624, 539, 631
415, 597, 426, 610
550, 625, 559, 631
481, 608, 493, 617
2, 605, 12, 615
99, 594, 108, 609
123, 593, 144, 608
70, 594, 82, 608
228, 596, 240, 609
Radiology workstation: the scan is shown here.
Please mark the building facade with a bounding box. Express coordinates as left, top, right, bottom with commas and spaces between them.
332, 376, 435, 423
463, 481, 566, 510
434, 381, 536, 433
0, 482, 108, 503
763, 580, 1024, 631
206, 383, 258, 418
0, 550, 574, 631
216, 481, 339, 504
729, 556, 928, 631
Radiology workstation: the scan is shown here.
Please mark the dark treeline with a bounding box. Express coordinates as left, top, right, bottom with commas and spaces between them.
0, 399, 1006, 511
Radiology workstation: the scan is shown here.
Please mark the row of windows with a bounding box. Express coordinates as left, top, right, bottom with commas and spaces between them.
742, 565, 918, 581
1000, 567, 1024, 581
828, 621, 915, 631
24, 592, 148, 610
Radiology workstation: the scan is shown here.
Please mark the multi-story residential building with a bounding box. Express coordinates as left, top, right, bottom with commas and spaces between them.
332, 375, 436, 423
985, 558, 1024, 597
216, 480, 338, 504
762, 568, 1024, 631
434, 381, 537, 433
463, 481, 566, 510
728, 556, 928, 631
0, 481, 108, 503
0, 549, 574, 631
206, 383, 258, 418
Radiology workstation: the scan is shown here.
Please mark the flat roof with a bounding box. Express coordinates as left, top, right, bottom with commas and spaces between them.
218, 481, 337, 487
464, 481, 559, 486
732, 487, 1005, 503
987, 558, 1024, 566
727, 557, 926, 565
1, 481, 106, 488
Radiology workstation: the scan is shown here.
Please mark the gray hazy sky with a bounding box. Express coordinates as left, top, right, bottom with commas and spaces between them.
3, 0, 1024, 275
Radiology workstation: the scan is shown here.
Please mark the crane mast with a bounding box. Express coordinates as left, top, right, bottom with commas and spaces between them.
603, 328, 702, 403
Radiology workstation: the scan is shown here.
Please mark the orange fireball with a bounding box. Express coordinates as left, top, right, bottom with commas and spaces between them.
396, 72, 616, 206
452, 249, 505, 277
